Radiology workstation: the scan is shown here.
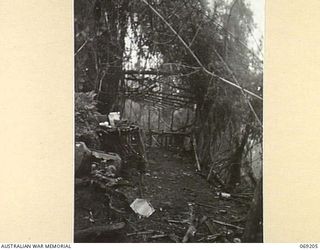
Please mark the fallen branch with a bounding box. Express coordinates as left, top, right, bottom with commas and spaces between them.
211, 219, 244, 230
197, 233, 221, 242
214, 49, 262, 126
151, 135, 161, 146
231, 193, 253, 199
206, 167, 225, 186
75, 39, 89, 56
192, 134, 201, 171
182, 203, 197, 243
196, 202, 217, 209
167, 219, 188, 224
141, 0, 262, 102
205, 220, 216, 235
127, 230, 155, 236
169, 233, 180, 243
229, 197, 251, 206
230, 216, 247, 223
124, 219, 138, 232
74, 223, 125, 242
150, 234, 167, 239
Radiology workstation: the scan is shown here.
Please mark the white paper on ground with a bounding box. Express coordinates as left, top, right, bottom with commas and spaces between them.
130, 199, 155, 217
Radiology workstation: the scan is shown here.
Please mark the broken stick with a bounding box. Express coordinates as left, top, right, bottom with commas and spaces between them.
182, 202, 197, 243
211, 219, 244, 230
192, 134, 201, 171
205, 220, 216, 235
126, 230, 155, 236
74, 222, 126, 242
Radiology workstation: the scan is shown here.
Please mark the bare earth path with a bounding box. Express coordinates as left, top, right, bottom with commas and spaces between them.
75, 147, 251, 243
124, 148, 249, 243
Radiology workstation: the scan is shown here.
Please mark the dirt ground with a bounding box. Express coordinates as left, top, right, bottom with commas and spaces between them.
75, 147, 253, 243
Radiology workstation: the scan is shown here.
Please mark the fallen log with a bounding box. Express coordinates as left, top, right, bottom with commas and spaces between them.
74, 222, 126, 242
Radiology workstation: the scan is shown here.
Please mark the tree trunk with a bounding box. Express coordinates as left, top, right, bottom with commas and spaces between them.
242, 178, 263, 242
227, 125, 250, 190
95, 0, 129, 114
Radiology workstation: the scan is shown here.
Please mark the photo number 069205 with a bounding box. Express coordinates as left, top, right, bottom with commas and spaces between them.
74, 0, 263, 243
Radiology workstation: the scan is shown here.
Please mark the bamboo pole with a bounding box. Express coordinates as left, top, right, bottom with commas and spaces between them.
192, 134, 201, 171
158, 108, 161, 131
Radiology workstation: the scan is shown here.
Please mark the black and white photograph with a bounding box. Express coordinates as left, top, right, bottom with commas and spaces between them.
74, 0, 263, 243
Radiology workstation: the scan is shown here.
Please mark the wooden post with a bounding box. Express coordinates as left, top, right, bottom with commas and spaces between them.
242, 178, 263, 242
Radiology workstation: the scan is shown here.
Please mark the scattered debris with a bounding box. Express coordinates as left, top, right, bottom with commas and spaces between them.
83, 211, 95, 223
182, 224, 197, 243
150, 234, 167, 239
106, 191, 131, 214
99, 121, 111, 128
217, 192, 231, 198
75, 142, 92, 177
205, 220, 216, 235
233, 237, 241, 243
75, 146, 255, 243
108, 112, 120, 127
230, 193, 253, 199
196, 202, 217, 209
126, 230, 155, 236
182, 202, 197, 243
207, 167, 225, 186
130, 199, 155, 218
169, 233, 180, 243
197, 233, 221, 242
74, 222, 126, 242
219, 209, 227, 214
167, 219, 188, 224
210, 219, 244, 230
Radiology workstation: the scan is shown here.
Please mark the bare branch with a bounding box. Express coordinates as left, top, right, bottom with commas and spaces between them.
214, 49, 262, 126
75, 39, 89, 56
141, 0, 263, 102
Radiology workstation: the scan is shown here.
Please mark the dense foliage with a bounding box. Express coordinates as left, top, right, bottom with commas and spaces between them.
75, 0, 263, 241
75, 91, 101, 148
75, 0, 263, 188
